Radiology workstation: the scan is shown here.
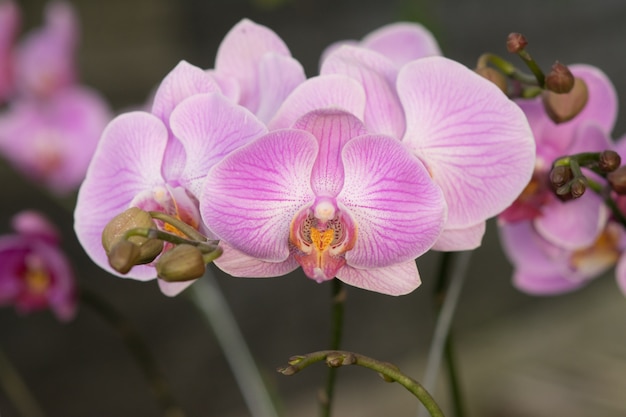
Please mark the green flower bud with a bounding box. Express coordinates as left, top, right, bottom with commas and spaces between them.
156, 244, 206, 282
108, 240, 141, 274
102, 207, 163, 265
542, 77, 589, 124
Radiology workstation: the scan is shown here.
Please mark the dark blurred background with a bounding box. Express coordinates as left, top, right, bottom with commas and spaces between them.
2, 0, 626, 416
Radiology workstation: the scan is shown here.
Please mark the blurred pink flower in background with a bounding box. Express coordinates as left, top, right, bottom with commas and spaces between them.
0, 210, 76, 321
0, 0, 19, 103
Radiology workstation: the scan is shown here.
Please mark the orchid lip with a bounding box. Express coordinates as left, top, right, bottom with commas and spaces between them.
289, 199, 357, 282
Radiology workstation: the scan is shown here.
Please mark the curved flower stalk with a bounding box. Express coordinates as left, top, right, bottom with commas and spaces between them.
74, 61, 268, 296
499, 65, 618, 251
0, 210, 76, 321
208, 18, 306, 123
202, 109, 447, 295
269, 49, 535, 251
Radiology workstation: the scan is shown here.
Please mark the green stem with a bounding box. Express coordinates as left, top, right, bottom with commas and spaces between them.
420, 251, 472, 417
516, 49, 546, 88
321, 279, 346, 417
278, 350, 445, 417
476, 53, 538, 85
148, 211, 208, 242
0, 345, 47, 417
80, 289, 186, 417
587, 179, 626, 228
123, 227, 218, 254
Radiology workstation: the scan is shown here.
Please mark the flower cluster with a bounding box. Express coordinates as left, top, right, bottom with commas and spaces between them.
494, 35, 626, 295
0, 1, 111, 195
74, 19, 535, 296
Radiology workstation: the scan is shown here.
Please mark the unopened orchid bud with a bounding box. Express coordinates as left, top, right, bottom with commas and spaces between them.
570, 178, 586, 199
108, 240, 141, 274
545, 61, 575, 94
599, 150, 621, 173
475, 67, 508, 94
542, 77, 589, 124
506, 33, 528, 53
549, 165, 573, 189
102, 207, 163, 265
608, 165, 626, 194
156, 244, 206, 282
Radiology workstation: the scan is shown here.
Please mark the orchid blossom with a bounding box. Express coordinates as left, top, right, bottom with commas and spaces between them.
201, 110, 446, 295
499, 65, 618, 251
0, 210, 76, 321
74, 61, 268, 295
208, 18, 306, 123
0, 0, 19, 103
268, 50, 535, 251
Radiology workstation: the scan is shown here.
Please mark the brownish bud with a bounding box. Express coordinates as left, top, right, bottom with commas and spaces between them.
608, 165, 626, 194
475, 67, 508, 94
545, 61, 575, 94
102, 207, 163, 265
156, 244, 206, 282
325, 352, 345, 368
542, 77, 589, 124
570, 178, 587, 199
599, 150, 621, 172
549, 165, 573, 188
108, 240, 141, 274
277, 365, 298, 376
506, 33, 528, 53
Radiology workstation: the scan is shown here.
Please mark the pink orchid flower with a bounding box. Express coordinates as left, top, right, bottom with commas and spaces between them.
0, 0, 19, 103
0, 210, 76, 321
500, 65, 618, 251
207, 19, 306, 123
268, 50, 535, 251
0, 86, 112, 194
14, 1, 78, 98
201, 110, 446, 295
74, 62, 268, 296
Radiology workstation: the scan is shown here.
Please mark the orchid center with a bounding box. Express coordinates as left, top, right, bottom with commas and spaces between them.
570, 224, 621, 278
23, 254, 51, 296
290, 198, 357, 283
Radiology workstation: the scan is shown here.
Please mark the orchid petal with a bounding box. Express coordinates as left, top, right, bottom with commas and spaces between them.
534, 192, 607, 250
0, 1, 19, 101
256, 53, 306, 123
338, 135, 446, 268
268, 74, 366, 130
214, 243, 299, 277
321, 45, 405, 138
569, 122, 613, 155
158, 279, 195, 297
432, 221, 486, 251
293, 110, 368, 196
215, 19, 291, 113
513, 269, 588, 295
336, 260, 421, 295
569, 64, 618, 134
151, 60, 221, 125
74, 112, 168, 281
398, 56, 535, 229
206, 69, 240, 103
616, 252, 626, 297
201, 129, 317, 261
169, 93, 267, 198
361, 22, 441, 67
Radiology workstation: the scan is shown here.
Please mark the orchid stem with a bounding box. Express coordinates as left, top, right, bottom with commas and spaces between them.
278, 350, 445, 417
476, 53, 538, 85
80, 289, 186, 417
0, 345, 47, 417
321, 279, 346, 417
188, 269, 280, 417
418, 251, 472, 417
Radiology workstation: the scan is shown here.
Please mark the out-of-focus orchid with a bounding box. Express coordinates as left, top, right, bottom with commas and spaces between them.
74, 61, 268, 296
0, 0, 19, 103
0, 86, 111, 194
202, 110, 447, 296
14, 1, 78, 98
207, 19, 306, 123
0, 210, 76, 321
499, 219, 623, 295
269, 50, 535, 251
499, 65, 618, 251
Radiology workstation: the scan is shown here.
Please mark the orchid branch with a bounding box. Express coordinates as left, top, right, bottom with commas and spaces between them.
278, 350, 445, 417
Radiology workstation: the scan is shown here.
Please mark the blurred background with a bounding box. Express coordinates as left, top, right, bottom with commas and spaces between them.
2, 0, 626, 416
